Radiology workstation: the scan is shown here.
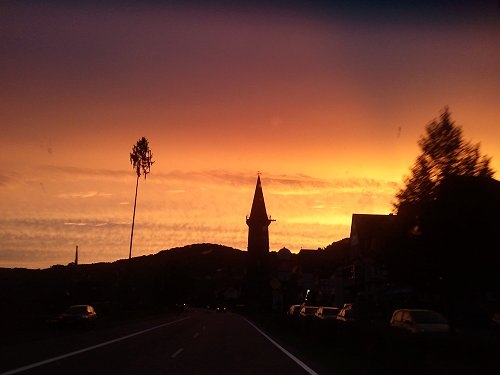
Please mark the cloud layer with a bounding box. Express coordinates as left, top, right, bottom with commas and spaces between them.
0, 164, 398, 268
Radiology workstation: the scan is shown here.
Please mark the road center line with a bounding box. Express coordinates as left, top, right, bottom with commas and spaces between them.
170, 347, 184, 358
244, 318, 320, 375
0, 316, 190, 375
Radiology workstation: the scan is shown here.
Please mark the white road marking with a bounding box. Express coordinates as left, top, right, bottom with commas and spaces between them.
170, 347, 184, 358
0, 317, 190, 375
244, 318, 320, 375
192, 332, 200, 339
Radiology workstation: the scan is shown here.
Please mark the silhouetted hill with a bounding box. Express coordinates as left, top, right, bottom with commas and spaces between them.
0, 243, 248, 339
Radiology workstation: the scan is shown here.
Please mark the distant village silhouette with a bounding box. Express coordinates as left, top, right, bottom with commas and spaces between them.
1, 174, 500, 333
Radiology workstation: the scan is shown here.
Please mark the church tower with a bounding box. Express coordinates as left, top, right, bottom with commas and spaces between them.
246, 175, 274, 263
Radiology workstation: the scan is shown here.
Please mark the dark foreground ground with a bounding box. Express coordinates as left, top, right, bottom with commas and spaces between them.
247, 312, 500, 375
2, 308, 499, 375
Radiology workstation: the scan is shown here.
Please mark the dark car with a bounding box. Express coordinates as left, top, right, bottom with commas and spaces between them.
336, 304, 358, 323
315, 306, 340, 320
299, 305, 319, 318
55, 304, 97, 328
287, 304, 302, 317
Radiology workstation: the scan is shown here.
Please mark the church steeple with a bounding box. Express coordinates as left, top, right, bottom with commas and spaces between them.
246, 175, 274, 258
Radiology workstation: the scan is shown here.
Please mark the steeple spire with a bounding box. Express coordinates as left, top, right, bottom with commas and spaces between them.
247, 175, 270, 225
245, 174, 275, 310
246, 175, 274, 257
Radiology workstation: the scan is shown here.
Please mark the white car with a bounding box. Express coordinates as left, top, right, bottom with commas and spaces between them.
390, 309, 450, 334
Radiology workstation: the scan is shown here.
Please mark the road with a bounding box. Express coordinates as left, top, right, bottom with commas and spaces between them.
0, 309, 319, 375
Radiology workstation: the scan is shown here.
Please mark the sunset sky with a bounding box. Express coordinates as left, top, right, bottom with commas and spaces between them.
1, 1, 499, 269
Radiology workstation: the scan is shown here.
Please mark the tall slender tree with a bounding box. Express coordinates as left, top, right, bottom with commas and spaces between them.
394, 107, 494, 213
129, 137, 154, 259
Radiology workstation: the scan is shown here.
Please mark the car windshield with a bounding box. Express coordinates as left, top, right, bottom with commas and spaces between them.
411, 311, 447, 324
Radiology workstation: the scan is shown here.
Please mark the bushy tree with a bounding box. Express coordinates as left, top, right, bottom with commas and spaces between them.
129, 137, 154, 259
392, 109, 498, 324
394, 107, 494, 213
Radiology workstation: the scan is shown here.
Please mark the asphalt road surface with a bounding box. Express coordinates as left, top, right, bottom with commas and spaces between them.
0, 309, 319, 375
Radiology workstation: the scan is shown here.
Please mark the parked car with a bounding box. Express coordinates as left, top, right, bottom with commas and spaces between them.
287, 304, 302, 317
336, 305, 357, 323
390, 309, 450, 334
299, 305, 319, 318
315, 306, 340, 320
54, 304, 97, 328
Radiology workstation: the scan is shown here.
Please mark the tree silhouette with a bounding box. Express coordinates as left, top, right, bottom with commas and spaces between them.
129, 137, 154, 260
394, 107, 494, 213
